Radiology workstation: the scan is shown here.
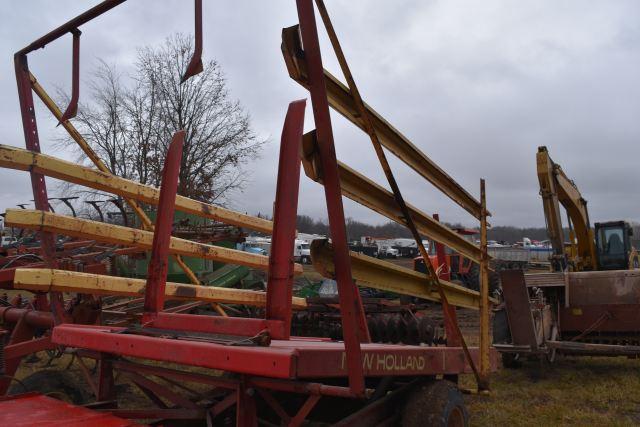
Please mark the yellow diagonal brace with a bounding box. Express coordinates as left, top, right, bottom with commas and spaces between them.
0, 144, 273, 234
282, 26, 485, 220
301, 132, 484, 264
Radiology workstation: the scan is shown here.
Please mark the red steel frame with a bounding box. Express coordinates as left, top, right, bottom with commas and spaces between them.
2, 1, 498, 425
5, 0, 203, 397
45, 96, 496, 424
295, 0, 370, 395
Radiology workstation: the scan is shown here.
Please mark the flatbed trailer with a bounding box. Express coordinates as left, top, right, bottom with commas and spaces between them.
0, 1, 497, 425
494, 269, 640, 364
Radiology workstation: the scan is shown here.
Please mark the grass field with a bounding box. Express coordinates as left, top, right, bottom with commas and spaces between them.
14, 351, 640, 425
461, 356, 640, 426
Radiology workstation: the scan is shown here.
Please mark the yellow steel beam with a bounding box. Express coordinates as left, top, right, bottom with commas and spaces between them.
4, 209, 302, 275
0, 144, 273, 234
282, 26, 484, 220
301, 132, 484, 264
310, 240, 497, 310
13, 268, 307, 309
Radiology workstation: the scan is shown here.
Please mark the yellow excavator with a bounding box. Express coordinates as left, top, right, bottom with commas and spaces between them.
536, 146, 639, 272
492, 147, 640, 365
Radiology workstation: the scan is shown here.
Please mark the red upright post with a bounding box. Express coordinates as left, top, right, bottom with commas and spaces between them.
296, 0, 369, 395
265, 100, 306, 337
14, 54, 69, 325
142, 131, 185, 322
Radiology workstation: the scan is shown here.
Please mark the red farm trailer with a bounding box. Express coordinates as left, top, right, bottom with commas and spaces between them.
0, 1, 497, 425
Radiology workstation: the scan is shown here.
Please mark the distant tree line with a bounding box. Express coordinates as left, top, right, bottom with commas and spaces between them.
486, 226, 554, 243
274, 216, 640, 246
295, 215, 556, 244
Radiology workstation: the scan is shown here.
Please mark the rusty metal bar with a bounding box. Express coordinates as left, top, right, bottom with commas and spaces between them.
14, 54, 68, 324
479, 179, 490, 390
112, 359, 239, 390
17, 0, 126, 55
433, 214, 450, 281
301, 133, 483, 264
281, 25, 485, 220
314, 0, 481, 385
296, 0, 368, 396
247, 377, 370, 399
0, 307, 53, 329
181, 0, 203, 83
58, 29, 81, 124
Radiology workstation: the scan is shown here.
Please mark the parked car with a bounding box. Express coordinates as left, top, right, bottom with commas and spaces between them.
379, 246, 399, 258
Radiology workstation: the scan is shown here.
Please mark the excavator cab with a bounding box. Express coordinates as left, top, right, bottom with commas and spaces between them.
595, 221, 634, 270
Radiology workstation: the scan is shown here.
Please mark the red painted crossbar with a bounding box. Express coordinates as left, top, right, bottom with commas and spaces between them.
52, 324, 497, 379
149, 312, 287, 339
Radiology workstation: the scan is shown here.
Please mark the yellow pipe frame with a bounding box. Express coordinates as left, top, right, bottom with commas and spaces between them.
5, 209, 303, 275
310, 240, 497, 310
31, 72, 225, 311
479, 179, 490, 390
0, 144, 273, 234
282, 25, 485, 220
13, 268, 307, 309
301, 131, 484, 264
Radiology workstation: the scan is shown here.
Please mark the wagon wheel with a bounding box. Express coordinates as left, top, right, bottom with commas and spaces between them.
402, 380, 468, 427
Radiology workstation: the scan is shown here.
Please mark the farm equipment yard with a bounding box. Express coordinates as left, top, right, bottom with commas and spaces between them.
8, 266, 640, 426
0, 1, 639, 426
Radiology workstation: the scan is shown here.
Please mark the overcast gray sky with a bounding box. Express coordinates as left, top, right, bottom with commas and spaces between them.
1, 1, 639, 228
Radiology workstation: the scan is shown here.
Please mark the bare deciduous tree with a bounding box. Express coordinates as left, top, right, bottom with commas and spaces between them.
60, 33, 263, 206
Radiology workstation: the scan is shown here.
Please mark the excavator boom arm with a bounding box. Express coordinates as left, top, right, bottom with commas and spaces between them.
536, 146, 597, 270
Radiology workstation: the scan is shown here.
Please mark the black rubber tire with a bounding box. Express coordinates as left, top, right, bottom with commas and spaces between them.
402, 380, 469, 427
8, 369, 89, 405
